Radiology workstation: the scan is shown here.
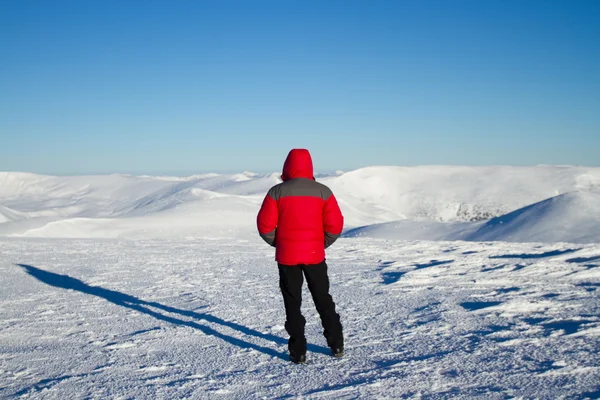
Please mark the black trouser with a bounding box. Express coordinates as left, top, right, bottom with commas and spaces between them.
278, 260, 343, 355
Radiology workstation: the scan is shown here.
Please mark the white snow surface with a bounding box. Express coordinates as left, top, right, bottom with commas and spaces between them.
1, 165, 600, 243
1, 166, 600, 398
1, 238, 599, 398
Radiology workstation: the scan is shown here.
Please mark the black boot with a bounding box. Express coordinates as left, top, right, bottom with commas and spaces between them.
289, 351, 306, 364
331, 347, 344, 358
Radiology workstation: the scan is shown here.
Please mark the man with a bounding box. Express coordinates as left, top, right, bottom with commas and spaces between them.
257, 148, 344, 364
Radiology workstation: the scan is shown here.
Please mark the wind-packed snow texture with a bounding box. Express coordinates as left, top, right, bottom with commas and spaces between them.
1, 166, 599, 398
1, 239, 600, 398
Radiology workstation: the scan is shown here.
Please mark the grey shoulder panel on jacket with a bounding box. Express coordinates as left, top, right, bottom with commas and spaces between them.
268, 179, 333, 201
267, 182, 284, 199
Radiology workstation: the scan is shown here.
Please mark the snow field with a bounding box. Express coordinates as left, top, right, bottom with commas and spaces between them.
1, 238, 599, 398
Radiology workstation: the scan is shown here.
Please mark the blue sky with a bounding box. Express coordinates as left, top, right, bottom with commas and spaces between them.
1, 0, 599, 175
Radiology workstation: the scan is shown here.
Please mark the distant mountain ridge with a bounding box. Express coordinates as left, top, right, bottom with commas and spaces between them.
1, 166, 599, 243
321, 165, 600, 226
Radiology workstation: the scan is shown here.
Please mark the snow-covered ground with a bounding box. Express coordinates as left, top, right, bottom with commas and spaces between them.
1, 238, 600, 398
1, 166, 599, 398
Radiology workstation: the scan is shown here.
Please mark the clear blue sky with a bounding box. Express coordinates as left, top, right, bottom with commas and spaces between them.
1, 0, 599, 175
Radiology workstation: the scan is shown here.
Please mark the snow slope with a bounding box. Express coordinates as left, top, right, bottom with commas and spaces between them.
1, 238, 599, 398
0, 205, 22, 224
345, 191, 600, 244
1, 166, 600, 243
466, 191, 600, 243
0, 171, 278, 239
322, 165, 600, 225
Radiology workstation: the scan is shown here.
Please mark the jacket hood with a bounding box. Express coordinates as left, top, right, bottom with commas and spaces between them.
281, 149, 314, 181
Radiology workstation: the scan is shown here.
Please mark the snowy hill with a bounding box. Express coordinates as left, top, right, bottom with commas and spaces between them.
345, 191, 600, 244
0, 171, 278, 239
1, 166, 600, 243
0, 204, 22, 223
466, 191, 600, 243
322, 165, 600, 225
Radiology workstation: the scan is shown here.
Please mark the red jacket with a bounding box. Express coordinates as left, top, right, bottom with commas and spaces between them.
257, 149, 344, 265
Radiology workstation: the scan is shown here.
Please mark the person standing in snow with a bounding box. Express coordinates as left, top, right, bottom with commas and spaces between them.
257, 149, 344, 364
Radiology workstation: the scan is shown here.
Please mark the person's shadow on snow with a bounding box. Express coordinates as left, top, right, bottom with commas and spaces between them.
17, 264, 330, 360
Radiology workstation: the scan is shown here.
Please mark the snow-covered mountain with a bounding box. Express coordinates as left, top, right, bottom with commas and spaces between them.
1, 165, 599, 243
323, 165, 600, 225
465, 191, 600, 243
345, 191, 600, 244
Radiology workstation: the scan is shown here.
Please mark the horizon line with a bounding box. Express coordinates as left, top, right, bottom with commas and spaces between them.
1, 163, 599, 178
